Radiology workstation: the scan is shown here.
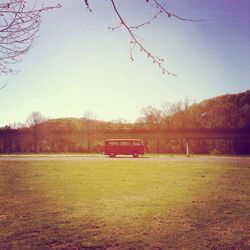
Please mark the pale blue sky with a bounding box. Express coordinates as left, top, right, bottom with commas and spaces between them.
1, 0, 249, 126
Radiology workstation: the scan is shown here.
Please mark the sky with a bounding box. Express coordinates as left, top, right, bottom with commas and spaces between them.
0, 0, 249, 126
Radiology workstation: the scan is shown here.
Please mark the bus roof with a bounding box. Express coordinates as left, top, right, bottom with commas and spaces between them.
104, 139, 142, 142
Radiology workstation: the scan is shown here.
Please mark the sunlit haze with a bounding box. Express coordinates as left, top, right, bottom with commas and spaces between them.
1, 0, 249, 126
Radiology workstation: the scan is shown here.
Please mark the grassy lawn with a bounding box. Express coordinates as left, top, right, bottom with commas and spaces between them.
0, 159, 249, 249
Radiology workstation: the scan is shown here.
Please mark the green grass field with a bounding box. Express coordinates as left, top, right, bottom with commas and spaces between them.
0, 159, 249, 249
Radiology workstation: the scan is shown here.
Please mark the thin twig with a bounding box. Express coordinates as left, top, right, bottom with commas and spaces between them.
109, 0, 176, 76
129, 3, 167, 30
153, 0, 203, 22
0, 83, 7, 90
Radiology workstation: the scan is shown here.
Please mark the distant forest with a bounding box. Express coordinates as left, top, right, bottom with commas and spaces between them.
1, 90, 250, 155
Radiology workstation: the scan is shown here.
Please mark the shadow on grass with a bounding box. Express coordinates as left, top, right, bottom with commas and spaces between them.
0, 161, 249, 249
145, 163, 250, 249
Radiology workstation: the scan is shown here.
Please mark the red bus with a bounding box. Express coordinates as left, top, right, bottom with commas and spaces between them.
104, 139, 144, 157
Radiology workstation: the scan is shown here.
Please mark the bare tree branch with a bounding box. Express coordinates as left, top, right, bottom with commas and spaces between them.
109, 0, 175, 76
0, 0, 61, 75
153, 0, 203, 22
129, 3, 167, 30
85, 0, 203, 76
0, 82, 7, 89
0, 1, 203, 77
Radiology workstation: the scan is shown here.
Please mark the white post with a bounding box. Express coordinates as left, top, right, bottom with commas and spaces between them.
185, 139, 190, 157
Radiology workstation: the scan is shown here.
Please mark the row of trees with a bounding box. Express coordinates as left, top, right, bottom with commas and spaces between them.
1, 90, 250, 154
137, 92, 250, 129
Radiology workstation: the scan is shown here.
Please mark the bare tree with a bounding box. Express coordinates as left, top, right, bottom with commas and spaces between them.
81, 111, 96, 152
26, 111, 46, 152
137, 106, 162, 129
83, 0, 203, 76
0, 0, 61, 74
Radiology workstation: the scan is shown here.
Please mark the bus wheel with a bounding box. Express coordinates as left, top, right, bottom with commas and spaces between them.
109, 153, 116, 158
133, 153, 139, 158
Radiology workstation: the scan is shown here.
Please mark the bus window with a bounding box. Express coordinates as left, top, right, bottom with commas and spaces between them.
120, 141, 130, 146
108, 141, 119, 146
132, 141, 141, 146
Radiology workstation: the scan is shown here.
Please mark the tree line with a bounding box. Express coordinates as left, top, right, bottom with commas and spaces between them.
1, 90, 250, 155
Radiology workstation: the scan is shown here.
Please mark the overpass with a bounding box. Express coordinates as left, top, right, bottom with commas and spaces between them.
1, 128, 250, 155
95, 128, 250, 140
95, 128, 250, 155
